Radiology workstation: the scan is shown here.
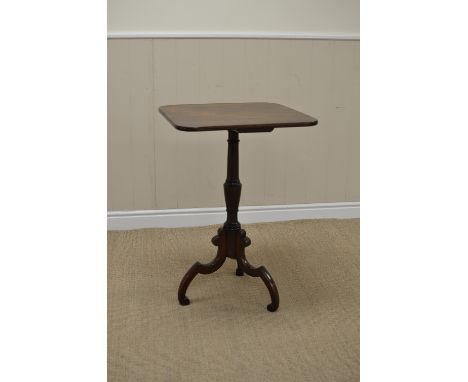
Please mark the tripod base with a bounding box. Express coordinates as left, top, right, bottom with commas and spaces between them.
177, 226, 279, 312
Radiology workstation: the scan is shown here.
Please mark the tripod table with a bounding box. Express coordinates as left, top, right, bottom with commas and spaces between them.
159, 102, 318, 312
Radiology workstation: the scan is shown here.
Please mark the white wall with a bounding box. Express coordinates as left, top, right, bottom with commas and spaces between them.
108, 38, 360, 211
107, 0, 360, 218
108, 0, 359, 38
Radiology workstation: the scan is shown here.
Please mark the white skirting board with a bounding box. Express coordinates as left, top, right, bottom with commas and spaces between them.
107, 202, 359, 230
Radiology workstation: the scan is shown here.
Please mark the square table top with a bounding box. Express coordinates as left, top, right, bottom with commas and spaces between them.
159, 102, 318, 132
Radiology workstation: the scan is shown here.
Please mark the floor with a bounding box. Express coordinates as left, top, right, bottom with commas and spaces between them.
108, 219, 360, 381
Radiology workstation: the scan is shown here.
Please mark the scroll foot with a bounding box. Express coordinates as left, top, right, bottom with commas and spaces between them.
179, 296, 190, 306
238, 254, 279, 312
267, 303, 278, 312
177, 249, 226, 306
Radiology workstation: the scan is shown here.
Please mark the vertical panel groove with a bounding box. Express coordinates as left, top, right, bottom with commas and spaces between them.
151, 39, 158, 209
108, 39, 359, 211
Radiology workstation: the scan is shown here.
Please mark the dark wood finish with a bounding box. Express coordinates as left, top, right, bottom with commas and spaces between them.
160, 103, 318, 312
176, 131, 279, 311
159, 102, 317, 132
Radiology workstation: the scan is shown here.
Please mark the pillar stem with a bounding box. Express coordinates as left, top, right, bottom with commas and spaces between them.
224, 130, 241, 230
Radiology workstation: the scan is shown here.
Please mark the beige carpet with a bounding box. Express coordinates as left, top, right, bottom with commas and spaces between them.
108, 219, 360, 382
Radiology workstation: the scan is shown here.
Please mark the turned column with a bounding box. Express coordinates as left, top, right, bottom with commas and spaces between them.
224, 130, 241, 230
224, 130, 247, 275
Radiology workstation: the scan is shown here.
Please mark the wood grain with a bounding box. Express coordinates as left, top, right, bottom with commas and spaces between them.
158, 102, 317, 132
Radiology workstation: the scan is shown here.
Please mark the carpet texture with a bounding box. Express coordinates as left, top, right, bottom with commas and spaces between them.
108, 219, 360, 382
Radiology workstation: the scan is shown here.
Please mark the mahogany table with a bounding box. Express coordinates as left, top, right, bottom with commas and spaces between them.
159, 102, 318, 312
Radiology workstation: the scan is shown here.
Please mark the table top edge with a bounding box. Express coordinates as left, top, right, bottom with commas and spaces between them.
158, 103, 318, 132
